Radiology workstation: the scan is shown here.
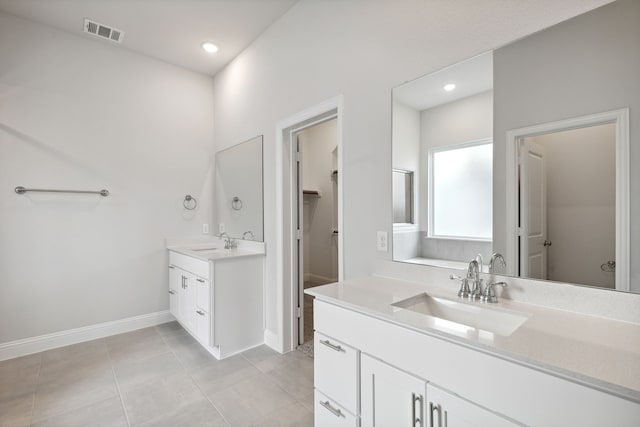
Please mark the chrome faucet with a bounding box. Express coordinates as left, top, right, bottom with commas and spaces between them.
466, 259, 483, 300
242, 230, 254, 240
489, 253, 506, 273
219, 232, 235, 249
474, 253, 484, 273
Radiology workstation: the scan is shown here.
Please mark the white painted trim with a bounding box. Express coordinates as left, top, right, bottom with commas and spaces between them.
0, 311, 173, 361
505, 108, 629, 290
275, 95, 344, 352
264, 327, 281, 353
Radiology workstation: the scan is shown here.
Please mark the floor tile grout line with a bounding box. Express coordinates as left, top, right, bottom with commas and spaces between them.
155, 324, 232, 427
105, 340, 133, 427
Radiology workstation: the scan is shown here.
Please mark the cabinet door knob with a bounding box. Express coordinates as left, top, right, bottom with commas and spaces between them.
196, 278, 205, 283
319, 400, 344, 418
196, 310, 205, 316
169, 265, 175, 269
168, 290, 176, 295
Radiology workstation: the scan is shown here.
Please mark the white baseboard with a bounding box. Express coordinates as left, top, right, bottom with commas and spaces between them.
0, 311, 174, 362
264, 329, 283, 353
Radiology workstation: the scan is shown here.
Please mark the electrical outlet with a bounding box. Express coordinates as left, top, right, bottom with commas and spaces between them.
218, 223, 225, 233
202, 223, 210, 234
377, 231, 388, 252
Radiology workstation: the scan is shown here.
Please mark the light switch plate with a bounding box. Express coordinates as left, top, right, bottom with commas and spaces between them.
218, 223, 225, 233
377, 231, 388, 252
202, 223, 210, 234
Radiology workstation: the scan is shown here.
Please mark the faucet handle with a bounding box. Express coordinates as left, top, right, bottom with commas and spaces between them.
450, 274, 471, 298
482, 281, 507, 303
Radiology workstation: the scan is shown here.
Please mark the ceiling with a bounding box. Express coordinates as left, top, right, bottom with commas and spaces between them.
393, 51, 493, 111
0, 0, 298, 76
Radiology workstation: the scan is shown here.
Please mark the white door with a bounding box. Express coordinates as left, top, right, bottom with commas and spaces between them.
361, 354, 427, 427
519, 139, 547, 279
295, 133, 305, 346
427, 384, 518, 426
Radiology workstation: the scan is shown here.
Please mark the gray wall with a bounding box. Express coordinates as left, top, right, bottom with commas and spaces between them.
493, 0, 640, 291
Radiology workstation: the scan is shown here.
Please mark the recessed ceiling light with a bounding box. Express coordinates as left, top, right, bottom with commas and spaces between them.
443, 83, 456, 92
201, 42, 219, 54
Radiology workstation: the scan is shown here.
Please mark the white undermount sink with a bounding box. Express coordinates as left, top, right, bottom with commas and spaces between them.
392, 293, 530, 336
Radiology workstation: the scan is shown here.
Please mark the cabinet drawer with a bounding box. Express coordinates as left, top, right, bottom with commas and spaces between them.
169, 251, 210, 279
314, 332, 358, 414
314, 390, 358, 427
195, 277, 210, 312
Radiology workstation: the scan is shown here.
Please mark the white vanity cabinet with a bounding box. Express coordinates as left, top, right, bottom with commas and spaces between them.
313, 299, 640, 427
168, 249, 263, 359
361, 354, 427, 426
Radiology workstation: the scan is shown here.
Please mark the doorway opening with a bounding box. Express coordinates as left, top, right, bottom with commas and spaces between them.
506, 108, 629, 291
276, 96, 343, 354
293, 119, 339, 349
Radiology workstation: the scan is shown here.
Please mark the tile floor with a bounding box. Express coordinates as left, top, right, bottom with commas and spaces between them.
0, 322, 314, 427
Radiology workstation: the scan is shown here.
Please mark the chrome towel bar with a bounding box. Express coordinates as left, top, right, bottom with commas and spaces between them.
15, 186, 109, 197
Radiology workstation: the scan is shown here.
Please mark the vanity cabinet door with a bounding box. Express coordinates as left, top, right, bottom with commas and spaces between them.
168, 266, 181, 321
426, 384, 518, 427
361, 354, 427, 427
180, 271, 197, 333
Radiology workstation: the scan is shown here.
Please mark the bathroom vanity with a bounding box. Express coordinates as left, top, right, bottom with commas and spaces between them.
167, 242, 264, 359
307, 276, 640, 426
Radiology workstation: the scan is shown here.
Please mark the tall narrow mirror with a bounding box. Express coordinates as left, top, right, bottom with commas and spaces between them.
215, 136, 264, 241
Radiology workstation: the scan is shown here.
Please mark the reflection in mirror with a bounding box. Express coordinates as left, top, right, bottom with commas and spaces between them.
215, 136, 264, 241
392, 52, 493, 271
392, 0, 639, 294
392, 169, 414, 224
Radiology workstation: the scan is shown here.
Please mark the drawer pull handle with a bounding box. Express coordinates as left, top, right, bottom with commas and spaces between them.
319, 400, 344, 418
429, 402, 441, 427
196, 310, 205, 316
196, 278, 205, 283
168, 290, 176, 295
319, 339, 344, 352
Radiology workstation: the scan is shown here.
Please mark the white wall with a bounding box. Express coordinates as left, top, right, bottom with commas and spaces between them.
211, 0, 614, 342
493, 0, 640, 291
0, 13, 215, 343
419, 91, 493, 262
300, 119, 338, 283
529, 123, 616, 288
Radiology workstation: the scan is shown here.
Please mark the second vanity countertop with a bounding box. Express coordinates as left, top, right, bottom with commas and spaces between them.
168, 242, 265, 262
306, 276, 640, 403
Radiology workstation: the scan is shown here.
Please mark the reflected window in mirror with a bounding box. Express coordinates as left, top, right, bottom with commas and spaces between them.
429, 139, 492, 241
393, 169, 414, 225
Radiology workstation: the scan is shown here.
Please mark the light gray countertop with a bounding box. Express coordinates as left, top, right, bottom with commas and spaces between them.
306, 276, 640, 403
167, 242, 265, 262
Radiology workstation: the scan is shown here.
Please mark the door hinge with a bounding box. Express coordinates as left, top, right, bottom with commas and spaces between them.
296, 307, 302, 318
296, 229, 302, 240
517, 227, 523, 236
296, 151, 301, 162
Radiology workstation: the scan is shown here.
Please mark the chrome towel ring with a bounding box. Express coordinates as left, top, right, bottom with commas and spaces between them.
183, 195, 197, 210
231, 196, 243, 211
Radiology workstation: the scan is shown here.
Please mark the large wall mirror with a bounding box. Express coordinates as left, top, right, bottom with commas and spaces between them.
392, 0, 639, 294
215, 135, 264, 241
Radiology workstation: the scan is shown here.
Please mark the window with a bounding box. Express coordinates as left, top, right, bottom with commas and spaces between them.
429, 139, 492, 240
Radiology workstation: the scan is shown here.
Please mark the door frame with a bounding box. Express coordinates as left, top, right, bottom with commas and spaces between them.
505, 108, 629, 291
275, 95, 344, 352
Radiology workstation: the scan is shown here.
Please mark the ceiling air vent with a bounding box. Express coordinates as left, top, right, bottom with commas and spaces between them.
83, 18, 125, 44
